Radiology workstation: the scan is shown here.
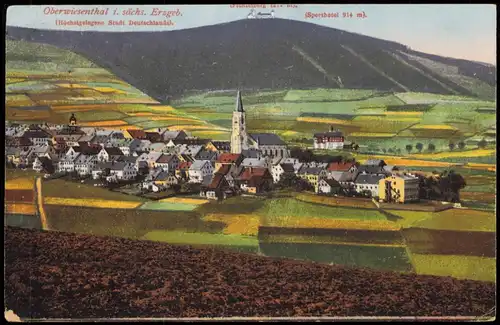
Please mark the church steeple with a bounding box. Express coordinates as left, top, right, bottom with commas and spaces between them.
235, 90, 244, 112
231, 90, 248, 154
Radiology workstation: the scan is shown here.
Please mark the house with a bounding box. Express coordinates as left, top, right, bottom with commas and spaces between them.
327, 161, 359, 182
124, 129, 148, 140
195, 149, 218, 162
6, 147, 21, 166
241, 157, 270, 170
143, 168, 170, 191
145, 132, 162, 143
129, 139, 152, 155
176, 161, 192, 181
297, 166, 327, 193
22, 129, 52, 146
206, 141, 231, 153
213, 164, 240, 188
155, 154, 180, 173
215, 153, 244, 171
161, 130, 188, 142
357, 164, 390, 176
57, 153, 81, 173
149, 142, 168, 153
378, 173, 420, 203
318, 178, 341, 195
74, 154, 99, 177
383, 165, 399, 174
353, 174, 386, 198
271, 163, 295, 184
177, 144, 204, 158
202, 173, 232, 200
188, 160, 214, 184
365, 159, 387, 167
97, 147, 124, 162
313, 127, 344, 150
337, 171, 358, 191
136, 151, 163, 169
33, 156, 55, 174
248, 133, 290, 159
94, 161, 137, 181
238, 167, 273, 194
178, 153, 195, 163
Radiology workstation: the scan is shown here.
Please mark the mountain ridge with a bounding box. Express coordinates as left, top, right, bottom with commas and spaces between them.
6, 19, 496, 101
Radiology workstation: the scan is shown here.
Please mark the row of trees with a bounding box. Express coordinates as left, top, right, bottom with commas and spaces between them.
417, 170, 466, 203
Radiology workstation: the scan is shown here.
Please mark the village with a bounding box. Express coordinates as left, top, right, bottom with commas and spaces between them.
5, 92, 438, 205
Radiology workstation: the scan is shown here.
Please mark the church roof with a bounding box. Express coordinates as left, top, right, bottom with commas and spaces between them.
249, 133, 286, 146
235, 90, 244, 112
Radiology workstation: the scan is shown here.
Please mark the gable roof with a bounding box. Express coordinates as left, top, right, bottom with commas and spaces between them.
178, 161, 192, 169
156, 154, 177, 163
320, 178, 340, 187
313, 131, 343, 138
298, 166, 325, 175
280, 163, 295, 173
215, 164, 231, 175
365, 159, 386, 167
249, 133, 286, 146
238, 167, 271, 181
328, 161, 357, 172
216, 153, 242, 164
210, 141, 231, 151
354, 173, 385, 185
190, 160, 210, 170
126, 129, 147, 139
103, 147, 124, 156
207, 173, 229, 190
196, 150, 218, 161
241, 148, 262, 159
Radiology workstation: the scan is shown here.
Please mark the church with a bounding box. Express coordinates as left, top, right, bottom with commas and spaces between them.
230, 91, 289, 159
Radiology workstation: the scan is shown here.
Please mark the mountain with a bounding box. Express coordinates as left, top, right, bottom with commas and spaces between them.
6, 19, 496, 101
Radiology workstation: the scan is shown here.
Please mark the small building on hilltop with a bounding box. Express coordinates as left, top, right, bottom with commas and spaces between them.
313, 126, 344, 150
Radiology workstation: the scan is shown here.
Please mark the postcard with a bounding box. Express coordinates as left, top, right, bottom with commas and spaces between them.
4, 4, 496, 321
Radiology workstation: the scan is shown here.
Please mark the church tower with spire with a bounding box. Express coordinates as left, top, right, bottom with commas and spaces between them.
230, 90, 248, 154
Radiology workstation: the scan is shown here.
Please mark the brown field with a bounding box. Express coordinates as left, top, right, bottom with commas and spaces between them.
79, 120, 129, 127
6, 108, 51, 120
4, 203, 37, 215
43, 197, 142, 209
5, 190, 35, 203
5, 226, 495, 318
461, 192, 496, 204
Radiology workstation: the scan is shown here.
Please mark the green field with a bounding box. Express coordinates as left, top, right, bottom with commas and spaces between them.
42, 179, 145, 202
142, 230, 259, 248
139, 201, 198, 211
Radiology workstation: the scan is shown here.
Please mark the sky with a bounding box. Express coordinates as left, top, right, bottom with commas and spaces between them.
6, 4, 497, 65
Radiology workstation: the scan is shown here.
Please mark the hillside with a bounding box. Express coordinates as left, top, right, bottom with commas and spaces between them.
5, 226, 495, 319
6, 19, 496, 101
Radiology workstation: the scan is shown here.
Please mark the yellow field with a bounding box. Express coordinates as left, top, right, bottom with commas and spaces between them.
5, 177, 36, 190
148, 105, 175, 112
80, 120, 128, 127
409, 149, 496, 159
204, 214, 260, 236
93, 87, 126, 94
383, 112, 424, 116
385, 210, 435, 228
43, 197, 142, 209
297, 116, 351, 125
110, 98, 160, 104
56, 83, 91, 89
126, 112, 156, 116
281, 130, 300, 137
167, 124, 227, 131
349, 132, 396, 137
414, 208, 496, 232
159, 197, 208, 205
4, 203, 37, 215
410, 254, 496, 282
6, 77, 26, 83
411, 124, 458, 130
265, 217, 401, 231
6, 109, 51, 120
150, 116, 201, 123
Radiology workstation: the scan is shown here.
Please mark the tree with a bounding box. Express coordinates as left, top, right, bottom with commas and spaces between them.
388, 148, 394, 153
382, 148, 387, 154
438, 170, 466, 203
405, 144, 413, 154
448, 142, 455, 151
415, 143, 423, 153
477, 139, 488, 149
428, 143, 436, 152
458, 141, 466, 150
395, 148, 402, 155
352, 143, 359, 151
